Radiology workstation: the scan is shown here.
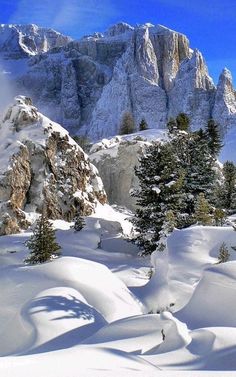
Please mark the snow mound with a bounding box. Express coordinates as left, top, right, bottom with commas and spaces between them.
177, 261, 236, 328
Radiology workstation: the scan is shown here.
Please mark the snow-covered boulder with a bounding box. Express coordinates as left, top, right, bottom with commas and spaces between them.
0, 96, 106, 235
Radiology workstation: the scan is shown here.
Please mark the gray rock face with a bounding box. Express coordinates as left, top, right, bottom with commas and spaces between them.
0, 24, 71, 59
212, 68, 236, 133
1, 22, 236, 139
0, 96, 106, 235
89, 130, 167, 210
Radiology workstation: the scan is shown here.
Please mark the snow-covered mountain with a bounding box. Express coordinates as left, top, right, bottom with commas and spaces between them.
0, 24, 71, 59
0, 22, 236, 139
0, 96, 106, 235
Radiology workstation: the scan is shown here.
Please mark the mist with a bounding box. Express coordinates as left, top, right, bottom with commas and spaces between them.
0, 62, 17, 119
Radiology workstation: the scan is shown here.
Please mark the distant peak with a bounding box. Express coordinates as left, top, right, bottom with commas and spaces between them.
105, 22, 134, 37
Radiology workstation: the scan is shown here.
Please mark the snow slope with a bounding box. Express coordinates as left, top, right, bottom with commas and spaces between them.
1, 204, 236, 375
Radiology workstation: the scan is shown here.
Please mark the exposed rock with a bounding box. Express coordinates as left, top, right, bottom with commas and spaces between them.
90, 130, 167, 210
0, 24, 71, 59
1, 22, 236, 139
168, 49, 215, 129
0, 96, 106, 235
212, 68, 236, 133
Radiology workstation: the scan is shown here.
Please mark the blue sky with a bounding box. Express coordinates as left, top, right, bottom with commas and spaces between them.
1, 0, 236, 84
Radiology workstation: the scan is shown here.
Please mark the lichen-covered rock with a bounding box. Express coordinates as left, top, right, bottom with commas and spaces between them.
0, 96, 106, 235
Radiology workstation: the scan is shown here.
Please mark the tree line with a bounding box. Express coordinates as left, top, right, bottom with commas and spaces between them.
131, 114, 236, 255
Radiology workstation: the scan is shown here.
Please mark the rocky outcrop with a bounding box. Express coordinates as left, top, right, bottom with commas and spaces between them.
1, 22, 236, 139
89, 130, 166, 210
0, 24, 71, 59
212, 68, 236, 133
0, 96, 106, 235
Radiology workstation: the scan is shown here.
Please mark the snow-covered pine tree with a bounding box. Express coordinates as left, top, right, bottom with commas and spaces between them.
194, 193, 212, 225
219, 161, 236, 213
25, 214, 61, 264
170, 127, 217, 219
206, 119, 223, 159
74, 209, 85, 231
131, 141, 185, 254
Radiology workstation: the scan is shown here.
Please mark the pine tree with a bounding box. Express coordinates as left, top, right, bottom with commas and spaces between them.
74, 210, 85, 232
119, 111, 135, 135
194, 193, 212, 225
218, 242, 230, 263
25, 214, 61, 264
205, 119, 223, 159
176, 113, 190, 131
214, 208, 226, 226
219, 161, 236, 212
139, 118, 148, 131
131, 141, 185, 254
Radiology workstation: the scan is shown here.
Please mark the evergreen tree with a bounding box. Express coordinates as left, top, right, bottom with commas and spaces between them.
25, 214, 61, 264
131, 141, 185, 254
176, 113, 190, 131
205, 119, 223, 159
139, 118, 148, 131
119, 111, 135, 135
219, 161, 236, 212
218, 242, 230, 263
167, 117, 177, 134
74, 209, 85, 232
194, 193, 212, 225
214, 208, 226, 226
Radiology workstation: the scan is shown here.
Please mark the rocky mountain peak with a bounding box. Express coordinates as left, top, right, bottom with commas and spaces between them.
212, 67, 236, 132
105, 22, 134, 37
0, 24, 71, 59
0, 96, 106, 235
1, 22, 236, 138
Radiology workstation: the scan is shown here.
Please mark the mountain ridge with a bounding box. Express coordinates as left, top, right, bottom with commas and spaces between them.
0, 22, 235, 140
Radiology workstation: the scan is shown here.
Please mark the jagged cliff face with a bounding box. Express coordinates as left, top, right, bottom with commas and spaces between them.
1, 22, 236, 139
0, 96, 106, 235
0, 24, 71, 59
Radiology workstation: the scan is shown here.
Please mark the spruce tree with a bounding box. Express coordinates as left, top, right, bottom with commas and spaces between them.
214, 208, 226, 226
25, 214, 61, 264
218, 242, 230, 263
205, 119, 223, 159
176, 113, 190, 131
74, 210, 85, 231
131, 141, 185, 254
219, 161, 236, 212
194, 193, 212, 225
119, 111, 135, 135
139, 118, 148, 131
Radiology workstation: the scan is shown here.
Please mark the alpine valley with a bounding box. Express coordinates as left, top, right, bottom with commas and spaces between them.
1, 21, 236, 377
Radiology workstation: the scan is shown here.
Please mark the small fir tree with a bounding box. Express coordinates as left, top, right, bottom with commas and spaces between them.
218, 242, 230, 263
194, 193, 212, 225
74, 210, 85, 232
25, 214, 61, 264
214, 208, 226, 226
139, 118, 148, 131
119, 111, 135, 135
176, 113, 190, 131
